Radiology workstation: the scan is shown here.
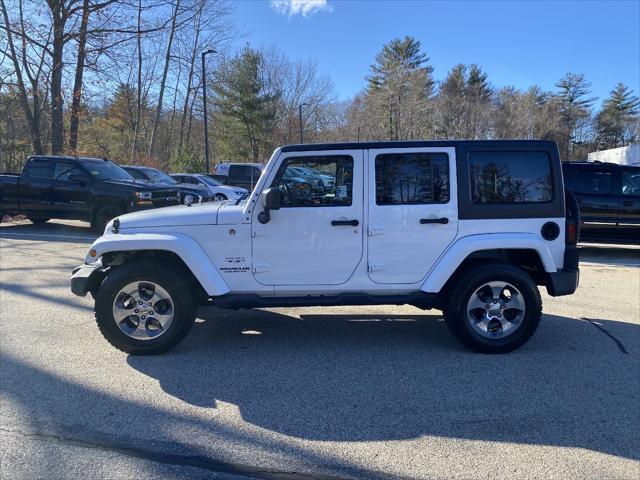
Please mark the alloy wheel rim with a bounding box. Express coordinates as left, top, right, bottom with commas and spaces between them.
112, 281, 174, 340
466, 281, 526, 339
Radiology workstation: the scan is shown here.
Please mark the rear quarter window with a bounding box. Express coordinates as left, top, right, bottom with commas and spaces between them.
469, 151, 553, 204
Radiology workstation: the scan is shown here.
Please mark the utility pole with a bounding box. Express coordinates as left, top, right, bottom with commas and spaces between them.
299, 102, 308, 143
201, 49, 216, 172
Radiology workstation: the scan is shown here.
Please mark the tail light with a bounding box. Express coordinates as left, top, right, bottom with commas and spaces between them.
566, 220, 577, 244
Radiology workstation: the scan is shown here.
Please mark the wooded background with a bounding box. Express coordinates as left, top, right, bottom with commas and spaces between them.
1, 0, 639, 173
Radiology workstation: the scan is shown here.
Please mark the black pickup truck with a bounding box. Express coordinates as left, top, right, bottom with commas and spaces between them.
562, 161, 640, 243
0, 156, 180, 232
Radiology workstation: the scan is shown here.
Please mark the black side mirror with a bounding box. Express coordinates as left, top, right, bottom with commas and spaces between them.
68, 173, 86, 185
258, 188, 282, 224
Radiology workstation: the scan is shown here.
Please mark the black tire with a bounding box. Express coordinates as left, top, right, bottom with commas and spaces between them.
27, 216, 50, 224
443, 264, 542, 354
94, 262, 197, 355
214, 193, 228, 201
92, 205, 123, 233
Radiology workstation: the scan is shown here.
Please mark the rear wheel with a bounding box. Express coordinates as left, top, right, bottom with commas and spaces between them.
443, 264, 542, 353
95, 262, 196, 354
27, 216, 50, 224
214, 193, 228, 201
92, 205, 122, 233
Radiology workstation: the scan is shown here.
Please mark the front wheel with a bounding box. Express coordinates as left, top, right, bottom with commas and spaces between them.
443, 264, 542, 354
92, 205, 122, 233
94, 262, 196, 354
214, 193, 228, 201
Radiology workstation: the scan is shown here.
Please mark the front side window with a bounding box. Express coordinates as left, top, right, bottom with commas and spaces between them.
622, 170, 640, 196
54, 161, 83, 181
469, 151, 553, 204
272, 155, 353, 207
571, 169, 613, 195
79, 159, 132, 181
376, 153, 449, 205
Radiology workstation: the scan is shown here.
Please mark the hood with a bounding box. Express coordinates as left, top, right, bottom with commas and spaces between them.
111, 202, 223, 230
218, 184, 248, 194
102, 178, 176, 190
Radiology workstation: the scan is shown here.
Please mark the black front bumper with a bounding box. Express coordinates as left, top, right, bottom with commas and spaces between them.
71, 262, 106, 297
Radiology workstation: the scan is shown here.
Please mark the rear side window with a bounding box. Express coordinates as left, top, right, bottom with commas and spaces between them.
376, 153, 449, 205
24, 159, 52, 180
571, 169, 613, 195
469, 151, 552, 203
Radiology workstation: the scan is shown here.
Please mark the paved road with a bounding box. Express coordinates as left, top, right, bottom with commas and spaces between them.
1, 220, 639, 479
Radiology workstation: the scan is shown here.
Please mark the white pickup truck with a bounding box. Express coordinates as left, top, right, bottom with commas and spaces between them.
71, 140, 580, 355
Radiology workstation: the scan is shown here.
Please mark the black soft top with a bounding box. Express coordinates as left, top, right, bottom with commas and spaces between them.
281, 139, 557, 152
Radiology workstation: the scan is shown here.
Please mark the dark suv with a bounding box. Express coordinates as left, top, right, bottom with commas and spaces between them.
562, 161, 640, 243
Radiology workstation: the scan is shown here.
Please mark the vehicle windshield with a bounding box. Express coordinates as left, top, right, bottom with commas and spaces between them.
141, 168, 177, 184
80, 159, 133, 181
199, 175, 223, 186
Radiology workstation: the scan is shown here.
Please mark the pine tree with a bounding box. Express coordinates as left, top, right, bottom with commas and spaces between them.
555, 73, 597, 160
595, 83, 640, 148
365, 36, 434, 140
212, 46, 278, 162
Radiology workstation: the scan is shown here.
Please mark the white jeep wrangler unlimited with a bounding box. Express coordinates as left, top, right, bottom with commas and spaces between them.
71, 141, 580, 354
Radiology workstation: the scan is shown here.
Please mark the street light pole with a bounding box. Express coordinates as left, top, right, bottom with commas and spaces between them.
298, 102, 308, 143
201, 49, 216, 173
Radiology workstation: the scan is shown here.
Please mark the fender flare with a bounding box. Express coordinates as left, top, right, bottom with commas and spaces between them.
421, 233, 557, 294
86, 232, 230, 296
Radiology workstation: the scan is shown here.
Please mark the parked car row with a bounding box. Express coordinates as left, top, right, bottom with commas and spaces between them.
0, 156, 263, 232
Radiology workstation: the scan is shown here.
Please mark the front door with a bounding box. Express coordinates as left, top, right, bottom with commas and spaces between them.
252, 150, 363, 286
50, 160, 91, 219
367, 147, 458, 284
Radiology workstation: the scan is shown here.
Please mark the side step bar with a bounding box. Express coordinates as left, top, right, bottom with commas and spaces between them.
211, 292, 441, 310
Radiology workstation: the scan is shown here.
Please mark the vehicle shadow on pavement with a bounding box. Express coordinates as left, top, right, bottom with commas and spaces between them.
0, 353, 396, 480
0, 221, 96, 244
127, 309, 639, 460
579, 243, 640, 266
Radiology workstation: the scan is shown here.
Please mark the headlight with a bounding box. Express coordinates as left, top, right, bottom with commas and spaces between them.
134, 191, 152, 200
233, 190, 245, 195
133, 191, 153, 205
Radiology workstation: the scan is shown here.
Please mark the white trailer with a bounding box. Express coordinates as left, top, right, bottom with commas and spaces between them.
588, 144, 640, 166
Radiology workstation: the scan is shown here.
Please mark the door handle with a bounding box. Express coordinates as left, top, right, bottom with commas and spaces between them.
331, 219, 359, 226
420, 217, 449, 225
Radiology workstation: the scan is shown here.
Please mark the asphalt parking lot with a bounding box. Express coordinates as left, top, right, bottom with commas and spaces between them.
1, 219, 639, 480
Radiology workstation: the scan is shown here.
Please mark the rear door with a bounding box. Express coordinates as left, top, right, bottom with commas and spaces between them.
19, 158, 54, 217
565, 165, 618, 237
619, 167, 640, 240
367, 147, 458, 284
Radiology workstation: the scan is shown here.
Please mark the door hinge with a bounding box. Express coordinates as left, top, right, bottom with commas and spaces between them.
368, 225, 384, 236
252, 229, 267, 237
253, 265, 268, 273
368, 263, 384, 273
